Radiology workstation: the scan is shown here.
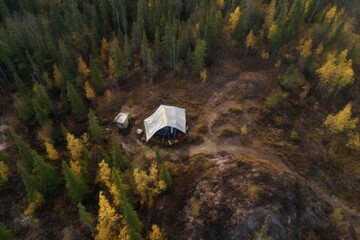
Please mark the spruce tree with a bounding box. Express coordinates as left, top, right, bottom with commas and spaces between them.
122, 201, 143, 240
192, 40, 207, 74
67, 82, 87, 122
88, 110, 104, 144
89, 58, 105, 95
62, 161, 89, 204
77, 203, 94, 235
18, 165, 37, 201
32, 150, 60, 196
111, 136, 128, 170
159, 161, 172, 190
12, 131, 34, 172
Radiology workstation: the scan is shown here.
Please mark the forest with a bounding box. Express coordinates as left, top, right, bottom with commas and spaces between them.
0, 0, 359, 239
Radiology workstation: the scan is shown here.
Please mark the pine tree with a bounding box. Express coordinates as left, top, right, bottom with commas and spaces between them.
159, 161, 172, 190
284, 0, 304, 41
32, 83, 54, 127
88, 110, 104, 144
111, 170, 130, 206
90, 58, 105, 95
122, 201, 143, 240
32, 150, 60, 195
44, 141, 59, 160
77, 203, 94, 235
67, 82, 87, 122
268, 22, 282, 55
12, 131, 34, 172
18, 165, 37, 200
154, 28, 161, 64
141, 31, 149, 67
62, 161, 89, 204
111, 137, 128, 170
123, 35, 133, 69
192, 40, 207, 74
96, 191, 120, 240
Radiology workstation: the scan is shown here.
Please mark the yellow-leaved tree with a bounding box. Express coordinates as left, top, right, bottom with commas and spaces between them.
149, 224, 166, 240
133, 162, 166, 207
84, 81, 96, 100
316, 50, 354, 96
244, 29, 256, 57
96, 191, 120, 240
44, 141, 59, 160
66, 133, 83, 160
297, 38, 313, 59
323, 103, 358, 134
97, 160, 111, 189
0, 161, 10, 184
24, 191, 44, 216
78, 56, 91, 79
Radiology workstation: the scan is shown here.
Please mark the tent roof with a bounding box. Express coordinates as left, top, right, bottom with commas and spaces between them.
144, 105, 186, 142
113, 112, 129, 124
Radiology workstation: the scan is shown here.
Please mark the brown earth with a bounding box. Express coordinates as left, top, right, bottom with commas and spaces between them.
1, 51, 360, 239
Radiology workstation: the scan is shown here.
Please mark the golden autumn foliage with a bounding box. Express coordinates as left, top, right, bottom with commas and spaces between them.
298, 38, 313, 59
200, 69, 207, 83
323, 103, 358, 134
316, 43, 324, 57
347, 133, 360, 150
0, 161, 10, 183
96, 191, 120, 240
133, 162, 166, 207
268, 22, 277, 40
245, 30, 256, 49
78, 56, 91, 79
53, 64, 62, 89
70, 160, 82, 177
85, 81, 96, 100
97, 160, 111, 189
325, 6, 337, 23
66, 133, 83, 160
228, 6, 241, 34
44, 141, 59, 160
261, 50, 270, 60
149, 224, 165, 240
216, 0, 224, 9
316, 50, 354, 92
108, 57, 117, 78
264, 0, 276, 31
24, 191, 44, 216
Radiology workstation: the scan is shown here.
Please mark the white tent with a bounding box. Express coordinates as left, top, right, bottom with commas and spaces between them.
144, 105, 186, 142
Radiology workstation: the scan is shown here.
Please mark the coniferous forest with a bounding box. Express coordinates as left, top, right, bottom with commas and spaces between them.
0, 0, 359, 239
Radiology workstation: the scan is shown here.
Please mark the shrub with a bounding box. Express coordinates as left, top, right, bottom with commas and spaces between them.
266, 91, 279, 109
290, 130, 300, 141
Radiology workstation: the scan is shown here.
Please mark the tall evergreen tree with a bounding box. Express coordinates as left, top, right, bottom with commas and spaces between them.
18, 165, 37, 201
192, 40, 207, 74
67, 82, 87, 122
62, 161, 89, 204
111, 136, 128, 170
32, 150, 60, 196
12, 131, 34, 172
88, 110, 104, 144
89, 58, 105, 95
